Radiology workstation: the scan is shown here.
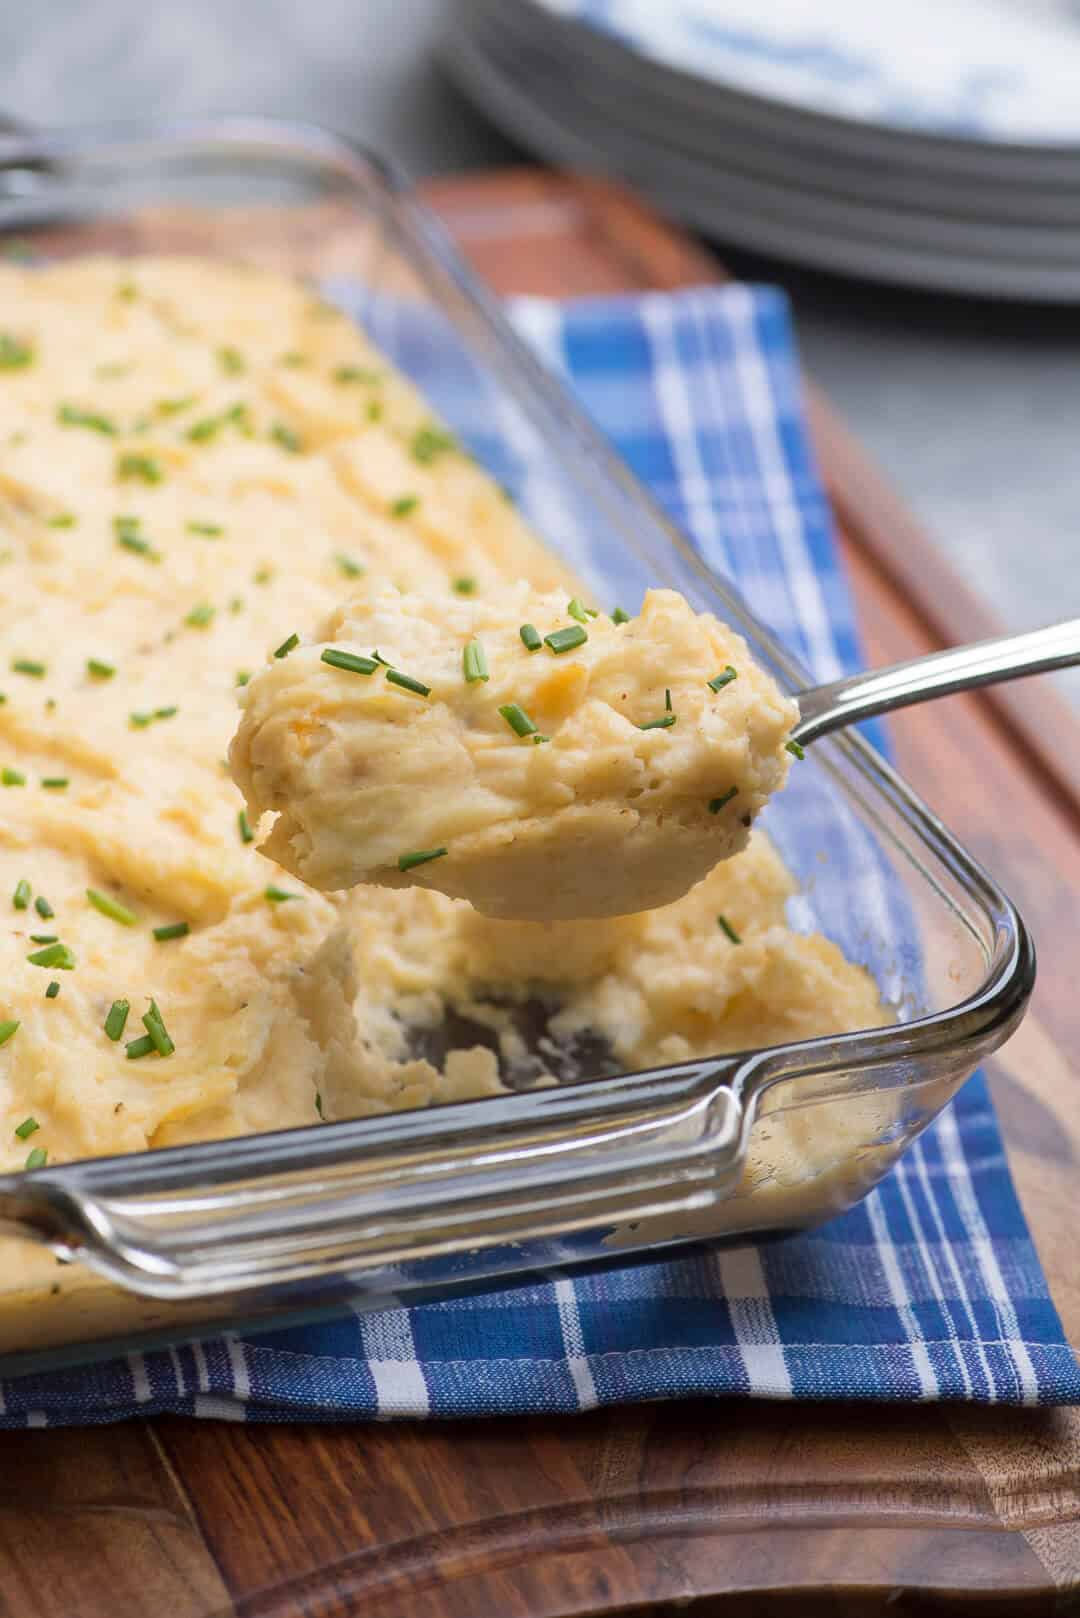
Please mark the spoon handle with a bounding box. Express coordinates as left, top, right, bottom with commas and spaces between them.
793, 617, 1080, 747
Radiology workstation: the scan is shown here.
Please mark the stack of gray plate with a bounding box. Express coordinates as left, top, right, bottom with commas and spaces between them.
442, 0, 1080, 300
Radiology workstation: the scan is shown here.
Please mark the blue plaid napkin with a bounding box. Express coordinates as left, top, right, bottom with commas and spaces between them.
2, 286, 1076, 1425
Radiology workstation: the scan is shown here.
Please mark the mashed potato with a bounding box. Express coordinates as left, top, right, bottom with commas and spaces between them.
0, 254, 884, 1243
230, 581, 797, 919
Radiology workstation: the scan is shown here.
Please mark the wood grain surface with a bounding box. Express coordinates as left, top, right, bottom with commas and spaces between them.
1, 169, 1078, 1617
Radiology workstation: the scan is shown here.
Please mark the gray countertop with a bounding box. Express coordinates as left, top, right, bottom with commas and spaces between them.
8, 0, 1079, 699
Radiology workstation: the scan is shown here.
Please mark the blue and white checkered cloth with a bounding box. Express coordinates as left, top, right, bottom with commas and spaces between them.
2, 285, 1076, 1424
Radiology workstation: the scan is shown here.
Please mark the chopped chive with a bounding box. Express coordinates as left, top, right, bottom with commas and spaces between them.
0, 333, 33, 369
116, 531, 161, 561
639, 714, 677, 731
12, 879, 30, 911
34, 895, 52, 919
254, 566, 274, 585
187, 520, 223, 537
385, 669, 431, 698
786, 738, 806, 760
718, 914, 742, 944
218, 346, 245, 375
2, 768, 25, 786
129, 712, 153, 728
335, 553, 364, 579
155, 705, 177, 720
86, 888, 138, 926
665, 688, 673, 712
315, 1091, 325, 1119
235, 670, 251, 687
44, 981, 59, 999
321, 648, 378, 677
57, 403, 116, 435
11, 658, 45, 678
238, 809, 255, 845
498, 702, 539, 739
389, 494, 419, 519
452, 576, 476, 596
14, 1116, 38, 1140
41, 777, 68, 790
142, 999, 175, 1058
184, 602, 215, 629
410, 424, 456, 464
87, 658, 115, 680
116, 452, 163, 485
115, 280, 137, 301
567, 598, 596, 624
519, 623, 542, 652
265, 886, 302, 903
371, 650, 392, 667
398, 847, 448, 872
229, 597, 244, 614
367, 399, 383, 423
26, 942, 75, 970
47, 513, 76, 529
0, 1020, 18, 1048
153, 921, 189, 942
708, 786, 739, 814
156, 395, 194, 417
463, 640, 489, 684
611, 606, 630, 625
104, 999, 130, 1042
333, 365, 380, 384
274, 633, 300, 660
544, 625, 588, 655
125, 1033, 155, 1060
186, 416, 221, 443
29, 934, 57, 944
270, 422, 302, 454
708, 667, 738, 694
24, 1147, 47, 1170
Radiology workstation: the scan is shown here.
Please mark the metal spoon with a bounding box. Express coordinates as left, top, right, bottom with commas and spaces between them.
792, 617, 1080, 748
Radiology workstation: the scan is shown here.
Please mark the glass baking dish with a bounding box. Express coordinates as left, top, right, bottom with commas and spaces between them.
0, 119, 1034, 1373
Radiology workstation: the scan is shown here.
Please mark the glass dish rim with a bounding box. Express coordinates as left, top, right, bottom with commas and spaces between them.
0, 116, 1036, 1295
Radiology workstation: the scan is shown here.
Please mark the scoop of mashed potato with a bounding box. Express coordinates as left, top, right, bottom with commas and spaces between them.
230, 583, 798, 920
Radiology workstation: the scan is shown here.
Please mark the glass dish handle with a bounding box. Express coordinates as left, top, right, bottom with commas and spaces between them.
0, 1060, 744, 1301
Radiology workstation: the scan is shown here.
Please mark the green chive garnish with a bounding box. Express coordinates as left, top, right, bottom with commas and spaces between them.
186, 416, 221, 443
0, 1020, 19, 1048
116, 530, 161, 562
321, 648, 378, 677
14, 1117, 38, 1140
452, 576, 476, 596
333, 365, 380, 384
567, 598, 597, 624
155, 705, 177, 721
104, 999, 130, 1041
58, 403, 116, 435
29, 934, 57, 944
26, 942, 75, 970
87, 659, 115, 680
125, 1034, 155, 1060
708, 787, 739, 814
665, 688, 673, 712
611, 606, 630, 625
708, 667, 738, 693
156, 395, 194, 416
639, 714, 677, 731
12, 879, 30, 911
116, 452, 163, 485
389, 494, 419, 519
2, 768, 25, 786
142, 999, 175, 1058
24, 1147, 47, 1170
265, 886, 301, 904
367, 399, 383, 423
270, 422, 302, 454
544, 625, 588, 655
718, 914, 741, 944
184, 602, 215, 629
463, 640, 489, 684
11, 658, 45, 678
335, 553, 364, 578
254, 566, 274, 585
786, 738, 806, 760
315, 1091, 325, 1118
218, 345, 245, 375
411, 424, 456, 464
41, 777, 68, 790
153, 921, 189, 942
44, 981, 59, 999
385, 669, 431, 697
86, 888, 138, 926
0, 333, 33, 369
274, 633, 300, 660
519, 623, 542, 652
47, 513, 76, 529
235, 671, 250, 687
398, 848, 448, 872
498, 702, 539, 739
238, 809, 255, 845
187, 521, 223, 537
34, 896, 52, 919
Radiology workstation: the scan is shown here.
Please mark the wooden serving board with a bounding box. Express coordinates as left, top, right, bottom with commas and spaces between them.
2, 170, 1079, 1618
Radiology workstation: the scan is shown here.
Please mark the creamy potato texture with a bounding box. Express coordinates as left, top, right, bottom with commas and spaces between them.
0, 255, 884, 1219
230, 582, 797, 919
